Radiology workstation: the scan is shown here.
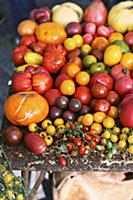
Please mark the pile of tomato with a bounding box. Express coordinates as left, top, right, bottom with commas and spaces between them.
2, 0, 133, 167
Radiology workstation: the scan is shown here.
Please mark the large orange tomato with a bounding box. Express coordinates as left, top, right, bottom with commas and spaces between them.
35, 22, 67, 44
4, 91, 49, 126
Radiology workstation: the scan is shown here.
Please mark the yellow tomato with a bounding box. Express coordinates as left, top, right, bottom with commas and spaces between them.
119, 133, 128, 140
110, 134, 118, 143
82, 114, 93, 126
103, 116, 115, 128
44, 135, 53, 146
108, 32, 124, 43
90, 123, 102, 134
122, 127, 129, 134
128, 145, 133, 154
81, 44, 92, 56
39, 131, 47, 138
46, 125, 56, 136
28, 123, 38, 132
72, 34, 83, 48
118, 140, 126, 149
54, 118, 64, 126
103, 130, 111, 139
41, 119, 52, 129
24, 52, 43, 65
60, 80, 75, 95
6, 190, 14, 199
64, 38, 76, 51
104, 45, 122, 66
16, 194, 24, 200
113, 127, 120, 134
128, 135, 133, 144
4, 173, 13, 184
65, 122, 71, 129
120, 52, 133, 71
77, 115, 84, 124
66, 64, 80, 78
57, 125, 65, 133
93, 112, 106, 123
75, 71, 90, 86
108, 106, 118, 119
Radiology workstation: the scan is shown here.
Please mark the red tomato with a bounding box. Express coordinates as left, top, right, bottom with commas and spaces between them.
106, 90, 120, 105
83, 22, 96, 35
44, 89, 61, 106
74, 86, 92, 104
97, 25, 110, 38
115, 76, 133, 96
55, 74, 72, 89
91, 83, 108, 98
83, 34, 93, 44
93, 135, 100, 144
84, 0, 107, 26
59, 156, 68, 167
67, 143, 74, 151
82, 125, 89, 132
90, 99, 110, 114
24, 134, 47, 155
125, 32, 133, 46
110, 64, 131, 81
20, 34, 36, 47
90, 72, 114, 91
85, 134, 92, 142
73, 138, 82, 147
121, 93, 133, 108
89, 141, 96, 149
78, 146, 85, 155
30, 41, 47, 55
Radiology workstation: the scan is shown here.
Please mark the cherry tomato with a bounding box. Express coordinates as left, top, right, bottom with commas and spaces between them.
118, 140, 126, 149
90, 123, 102, 134
73, 138, 82, 147
41, 119, 52, 129
64, 38, 76, 51
77, 115, 84, 124
58, 156, 68, 167
55, 133, 62, 139
90, 62, 105, 74
128, 146, 133, 154
78, 146, 85, 155
122, 127, 129, 134
39, 132, 47, 138
83, 55, 97, 68
89, 141, 96, 149
66, 64, 80, 78
128, 135, 133, 144
16, 194, 24, 200
76, 71, 90, 86
44, 135, 53, 146
93, 112, 106, 123
54, 118, 64, 127
103, 130, 111, 139
85, 134, 92, 142
113, 127, 120, 134
74, 86, 92, 104
46, 125, 56, 136
103, 116, 115, 128
72, 34, 83, 48
82, 125, 89, 132
110, 134, 118, 143
89, 129, 97, 136
119, 133, 128, 140
67, 143, 74, 151
108, 106, 118, 119
91, 83, 108, 99
93, 135, 100, 144
65, 122, 71, 129
106, 90, 120, 106
82, 114, 94, 126
3, 173, 13, 184
60, 80, 75, 96
28, 123, 38, 132
90, 99, 110, 114
6, 190, 14, 199
81, 44, 91, 56
97, 25, 110, 38
57, 125, 65, 133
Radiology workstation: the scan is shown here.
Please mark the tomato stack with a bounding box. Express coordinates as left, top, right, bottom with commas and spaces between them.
3, 0, 133, 166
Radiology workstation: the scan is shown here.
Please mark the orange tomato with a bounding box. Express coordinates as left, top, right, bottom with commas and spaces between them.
120, 52, 133, 71
76, 71, 90, 86
66, 64, 80, 78
92, 37, 109, 51
60, 80, 75, 95
93, 112, 106, 123
108, 32, 124, 43
103, 116, 115, 128
90, 123, 102, 134
17, 20, 38, 36
64, 38, 76, 51
35, 22, 67, 45
82, 114, 93, 126
108, 106, 118, 119
110, 134, 118, 143
104, 45, 122, 66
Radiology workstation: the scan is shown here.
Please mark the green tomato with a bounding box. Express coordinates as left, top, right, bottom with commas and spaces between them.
107, 152, 113, 159
83, 55, 97, 68
113, 40, 130, 53
90, 62, 105, 74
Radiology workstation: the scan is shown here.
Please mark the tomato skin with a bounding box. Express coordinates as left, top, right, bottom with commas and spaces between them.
67, 144, 74, 151
115, 76, 133, 96
74, 86, 92, 104
90, 62, 105, 74
106, 90, 120, 106
55, 74, 72, 89
73, 138, 82, 147
93, 135, 100, 144
59, 156, 68, 167
110, 64, 131, 81
125, 32, 133, 46
44, 135, 53, 146
24, 134, 47, 154
91, 83, 108, 98
90, 99, 110, 114
97, 25, 110, 38
20, 34, 36, 47
43, 45, 66, 74
90, 72, 113, 91
85, 134, 92, 142
78, 146, 85, 155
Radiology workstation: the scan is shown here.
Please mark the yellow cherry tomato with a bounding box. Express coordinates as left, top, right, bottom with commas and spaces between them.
103, 116, 115, 129
76, 71, 90, 86
0, 165, 6, 174
41, 119, 52, 129
90, 123, 102, 134
54, 118, 64, 126
66, 64, 80, 78
60, 80, 75, 95
104, 45, 122, 66
128, 135, 133, 144
57, 125, 65, 133
83, 55, 97, 68
46, 125, 56, 136
110, 134, 118, 143
81, 44, 92, 56
82, 114, 94, 126
0, 198, 5, 200
64, 38, 76, 51
6, 189, 14, 199
93, 112, 106, 123
108, 32, 124, 43
65, 122, 71, 129
4, 173, 13, 184
39, 131, 47, 138
108, 106, 118, 119
113, 127, 120, 134
16, 194, 24, 200
119, 133, 128, 140
72, 34, 83, 48
122, 127, 129, 134
28, 123, 38, 132
118, 140, 126, 149
44, 135, 53, 146
120, 52, 133, 71
77, 115, 84, 124
103, 130, 111, 139
128, 145, 133, 154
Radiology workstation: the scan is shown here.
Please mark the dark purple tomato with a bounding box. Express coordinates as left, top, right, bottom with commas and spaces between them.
63, 110, 75, 121
55, 95, 69, 109
66, 22, 83, 36
79, 105, 91, 115
68, 98, 82, 112
49, 106, 62, 120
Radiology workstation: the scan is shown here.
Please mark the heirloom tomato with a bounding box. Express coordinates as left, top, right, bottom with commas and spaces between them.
74, 86, 92, 104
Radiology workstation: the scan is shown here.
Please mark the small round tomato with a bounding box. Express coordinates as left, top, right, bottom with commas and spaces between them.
108, 32, 124, 43
73, 138, 82, 147
46, 125, 56, 136
78, 146, 85, 155
85, 134, 92, 142
64, 38, 76, 51
89, 129, 97, 136
72, 34, 83, 48
103, 116, 115, 128
59, 156, 68, 167
74, 86, 92, 104
39, 132, 47, 138
108, 106, 118, 119
128, 135, 133, 144
82, 125, 89, 132
65, 122, 71, 129
44, 135, 53, 146
77, 115, 84, 124
67, 143, 74, 151
90, 62, 105, 74
118, 140, 126, 149
81, 44, 91, 56
60, 80, 75, 95
6, 190, 14, 199
83, 55, 97, 68
106, 90, 120, 106
89, 141, 96, 149
82, 114, 94, 126
28, 123, 38, 132
57, 125, 65, 133
103, 130, 111, 139
41, 119, 52, 129
3, 173, 13, 184
122, 127, 129, 134
97, 25, 110, 38
54, 118, 64, 127
128, 145, 133, 154
90, 99, 111, 114
93, 112, 106, 123
66, 64, 80, 78
120, 52, 133, 71
110, 134, 118, 143
16, 194, 24, 200
91, 83, 108, 99
113, 127, 120, 134
119, 133, 128, 140
93, 135, 100, 144
76, 71, 90, 86
90, 123, 102, 134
